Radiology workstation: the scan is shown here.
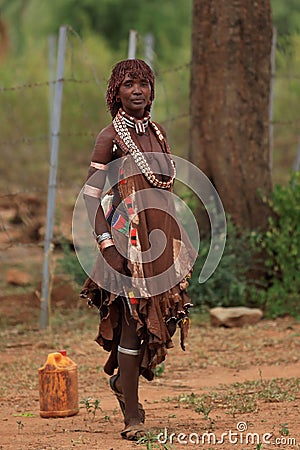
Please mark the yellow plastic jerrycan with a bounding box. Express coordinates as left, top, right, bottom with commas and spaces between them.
38, 350, 79, 418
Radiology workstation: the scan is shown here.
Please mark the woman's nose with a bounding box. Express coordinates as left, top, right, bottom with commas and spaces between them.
133, 83, 142, 94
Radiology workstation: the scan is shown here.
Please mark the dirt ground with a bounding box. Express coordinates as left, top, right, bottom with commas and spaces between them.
1, 194, 300, 450
1, 289, 300, 450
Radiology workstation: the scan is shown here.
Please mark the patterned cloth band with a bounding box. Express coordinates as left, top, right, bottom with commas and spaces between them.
111, 210, 130, 236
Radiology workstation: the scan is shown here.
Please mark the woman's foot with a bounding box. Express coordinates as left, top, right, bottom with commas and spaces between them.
109, 373, 146, 423
121, 421, 147, 441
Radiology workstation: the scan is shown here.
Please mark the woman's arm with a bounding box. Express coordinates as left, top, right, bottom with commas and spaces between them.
83, 125, 129, 275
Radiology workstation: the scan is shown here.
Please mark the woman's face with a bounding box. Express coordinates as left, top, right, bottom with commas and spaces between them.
117, 73, 151, 119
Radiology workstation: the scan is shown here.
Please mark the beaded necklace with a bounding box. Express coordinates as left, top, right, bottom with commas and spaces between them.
121, 109, 150, 135
113, 109, 176, 189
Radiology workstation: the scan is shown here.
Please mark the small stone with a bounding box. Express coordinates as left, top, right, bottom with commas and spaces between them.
210, 306, 263, 328
6, 268, 33, 286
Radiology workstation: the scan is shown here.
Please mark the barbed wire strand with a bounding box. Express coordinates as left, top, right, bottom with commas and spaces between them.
0, 78, 98, 93
0, 30, 299, 312
1, 116, 300, 148
1, 65, 300, 93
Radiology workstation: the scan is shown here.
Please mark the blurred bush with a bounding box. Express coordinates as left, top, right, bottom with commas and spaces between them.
252, 171, 300, 317
190, 172, 300, 318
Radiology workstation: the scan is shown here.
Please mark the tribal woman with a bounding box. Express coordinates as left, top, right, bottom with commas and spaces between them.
80, 59, 196, 440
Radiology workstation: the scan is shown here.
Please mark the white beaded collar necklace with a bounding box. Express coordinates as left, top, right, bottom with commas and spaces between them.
113, 109, 176, 189
120, 109, 150, 135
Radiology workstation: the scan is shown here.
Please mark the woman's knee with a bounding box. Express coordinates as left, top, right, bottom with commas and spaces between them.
120, 317, 140, 349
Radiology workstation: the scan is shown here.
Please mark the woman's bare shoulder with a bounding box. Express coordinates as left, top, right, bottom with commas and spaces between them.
91, 123, 116, 163
96, 123, 116, 144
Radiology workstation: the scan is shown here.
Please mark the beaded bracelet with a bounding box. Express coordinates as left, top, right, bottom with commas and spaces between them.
99, 238, 115, 253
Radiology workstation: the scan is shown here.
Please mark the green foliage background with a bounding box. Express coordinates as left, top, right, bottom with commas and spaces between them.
0, 0, 192, 190
189, 172, 300, 318
0, 0, 299, 188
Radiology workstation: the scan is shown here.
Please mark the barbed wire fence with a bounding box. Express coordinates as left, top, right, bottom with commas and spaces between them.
0, 26, 299, 327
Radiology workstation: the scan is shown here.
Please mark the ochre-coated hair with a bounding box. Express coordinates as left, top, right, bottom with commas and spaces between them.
106, 59, 155, 118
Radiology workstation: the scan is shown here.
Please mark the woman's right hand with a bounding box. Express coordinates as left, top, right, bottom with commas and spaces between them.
102, 245, 130, 275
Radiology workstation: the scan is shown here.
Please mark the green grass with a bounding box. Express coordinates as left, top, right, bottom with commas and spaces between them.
163, 376, 300, 418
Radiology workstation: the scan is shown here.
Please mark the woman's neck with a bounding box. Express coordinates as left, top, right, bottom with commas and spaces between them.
120, 109, 150, 135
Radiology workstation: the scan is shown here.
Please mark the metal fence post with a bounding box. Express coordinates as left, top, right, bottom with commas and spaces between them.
40, 26, 67, 329
128, 30, 137, 59
144, 33, 154, 68
48, 34, 56, 150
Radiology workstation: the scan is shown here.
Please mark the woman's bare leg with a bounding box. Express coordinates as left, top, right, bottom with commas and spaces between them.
117, 312, 141, 426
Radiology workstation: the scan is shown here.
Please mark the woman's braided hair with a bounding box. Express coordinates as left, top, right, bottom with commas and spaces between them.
106, 59, 155, 118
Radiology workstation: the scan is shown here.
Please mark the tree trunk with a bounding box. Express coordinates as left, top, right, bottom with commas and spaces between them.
190, 0, 273, 230
0, 17, 9, 60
